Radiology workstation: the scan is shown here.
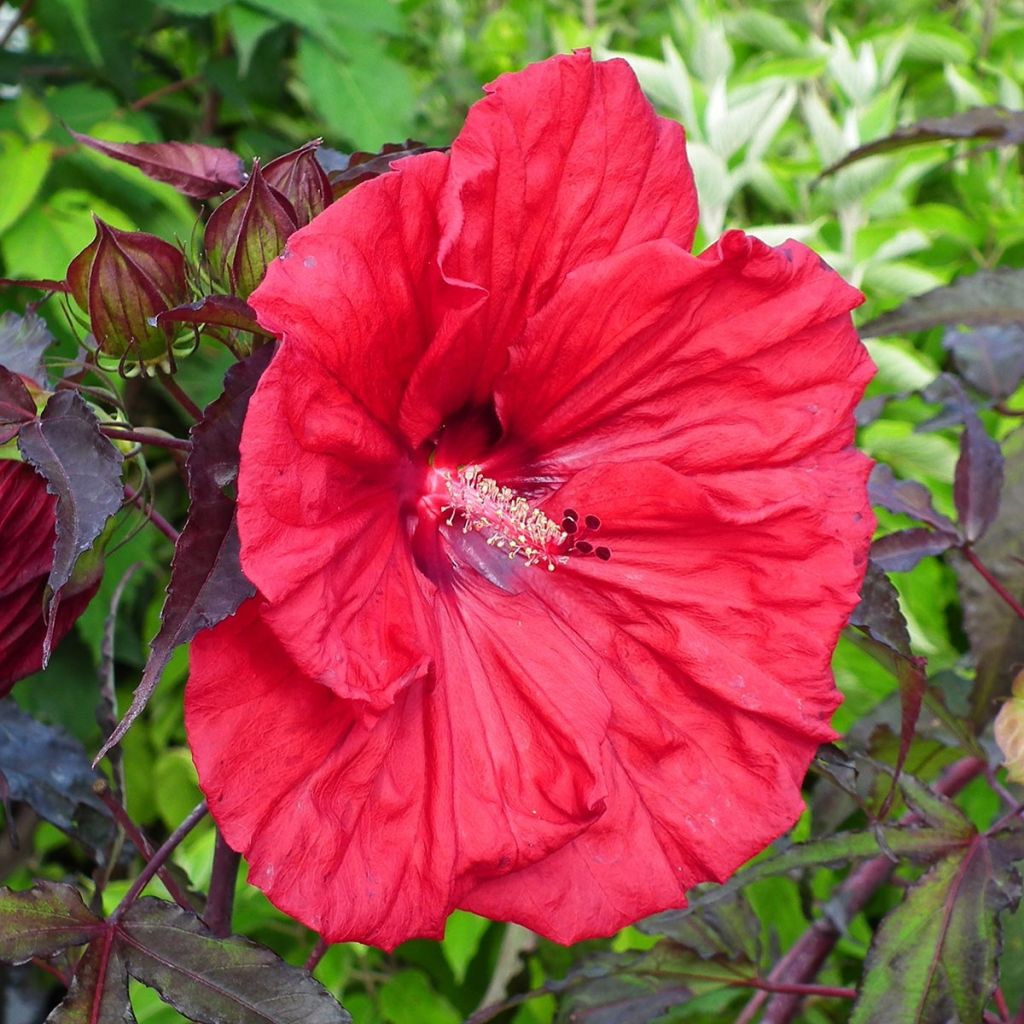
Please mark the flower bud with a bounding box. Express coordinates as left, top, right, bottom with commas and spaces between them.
995, 670, 1024, 784
67, 218, 188, 367
204, 160, 298, 299
263, 141, 332, 227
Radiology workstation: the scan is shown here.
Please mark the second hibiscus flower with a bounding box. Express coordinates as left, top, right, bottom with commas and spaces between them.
185, 50, 874, 949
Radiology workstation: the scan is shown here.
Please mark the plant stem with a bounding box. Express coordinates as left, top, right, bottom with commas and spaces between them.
108, 801, 207, 926
305, 938, 330, 973
963, 546, 1024, 622
131, 74, 203, 111
100, 425, 192, 451
157, 370, 204, 421
747, 979, 855, 999
0, 0, 34, 49
203, 831, 241, 937
995, 987, 1012, 1022
123, 485, 180, 544
752, 756, 987, 1024
93, 782, 195, 913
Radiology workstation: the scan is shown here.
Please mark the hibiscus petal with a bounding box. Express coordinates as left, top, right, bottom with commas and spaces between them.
461, 457, 869, 941
186, 590, 611, 948
248, 150, 457, 429
237, 343, 435, 709
400, 50, 699, 447
492, 232, 870, 478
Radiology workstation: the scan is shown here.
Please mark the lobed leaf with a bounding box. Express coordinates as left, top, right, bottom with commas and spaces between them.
0, 699, 114, 855
47, 933, 136, 1024
118, 899, 350, 1024
850, 833, 1024, 1024
96, 348, 271, 762
822, 106, 1024, 176
70, 132, 245, 199
861, 268, 1024, 337
0, 882, 102, 965
17, 390, 124, 663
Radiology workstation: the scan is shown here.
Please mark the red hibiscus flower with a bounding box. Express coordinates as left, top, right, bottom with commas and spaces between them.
0, 459, 101, 693
185, 51, 874, 950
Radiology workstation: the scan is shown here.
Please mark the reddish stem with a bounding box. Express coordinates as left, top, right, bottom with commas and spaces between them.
31, 956, 69, 987
100, 425, 192, 451
131, 74, 203, 111
995, 987, 1012, 1022
108, 801, 207, 926
305, 938, 330, 972
963, 546, 1024, 622
157, 370, 204, 421
748, 979, 855, 999
753, 756, 987, 1024
0, 0, 34, 49
203, 831, 241, 937
93, 783, 194, 913
123, 486, 180, 544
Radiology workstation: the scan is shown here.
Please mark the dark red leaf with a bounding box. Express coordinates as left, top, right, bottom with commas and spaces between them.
155, 295, 263, 334
70, 132, 245, 199
0, 278, 71, 294
0, 366, 36, 444
263, 140, 332, 226
849, 561, 926, 816
861, 268, 1024, 337
325, 139, 439, 198
944, 324, 1024, 401
96, 347, 272, 763
47, 932, 135, 1024
117, 899, 350, 1024
868, 463, 959, 534
204, 162, 296, 298
0, 310, 55, 382
871, 527, 959, 572
822, 106, 1024, 177
953, 400, 1004, 544
17, 391, 124, 663
0, 883, 102, 965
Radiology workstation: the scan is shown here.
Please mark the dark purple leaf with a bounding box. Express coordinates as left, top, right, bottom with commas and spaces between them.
70, 132, 245, 199
861, 269, 1024, 337
640, 889, 760, 961
155, 295, 263, 334
869, 463, 959, 533
0, 883, 102, 965
957, 427, 1024, 723
17, 391, 124, 663
0, 700, 114, 856
47, 935, 136, 1024
118, 899, 350, 1024
0, 311, 55, 382
0, 278, 71, 294
871, 527, 959, 572
849, 562, 927, 815
326, 139, 439, 197
944, 324, 1024, 401
96, 348, 272, 762
821, 106, 1024, 177
0, 366, 36, 444
850, 833, 1022, 1024
263, 141, 332, 226
953, 402, 1004, 543
204, 162, 297, 298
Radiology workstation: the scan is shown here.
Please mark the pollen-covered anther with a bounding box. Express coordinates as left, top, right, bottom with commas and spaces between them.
439, 466, 567, 571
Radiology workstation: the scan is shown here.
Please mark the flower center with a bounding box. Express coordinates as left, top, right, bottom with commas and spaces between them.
437, 466, 567, 571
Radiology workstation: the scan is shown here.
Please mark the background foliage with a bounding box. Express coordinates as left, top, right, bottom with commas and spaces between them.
2, 0, 1024, 1022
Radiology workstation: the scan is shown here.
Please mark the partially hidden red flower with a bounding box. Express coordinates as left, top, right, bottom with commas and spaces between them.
0, 459, 101, 693
185, 51, 874, 949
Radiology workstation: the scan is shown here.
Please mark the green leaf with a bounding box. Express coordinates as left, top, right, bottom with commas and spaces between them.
118, 899, 351, 1024
850, 834, 1024, 1023
295, 35, 415, 150
0, 137, 53, 235
146, 0, 230, 14
378, 971, 461, 1024
244, 0, 400, 51
441, 912, 490, 986
0, 883, 102, 964
227, 5, 280, 76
